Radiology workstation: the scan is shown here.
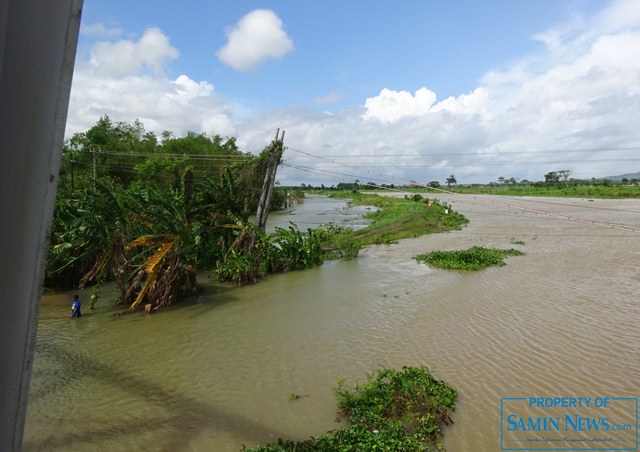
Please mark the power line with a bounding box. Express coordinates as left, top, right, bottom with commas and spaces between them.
284, 145, 640, 233
284, 158, 640, 167
295, 147, 640, 158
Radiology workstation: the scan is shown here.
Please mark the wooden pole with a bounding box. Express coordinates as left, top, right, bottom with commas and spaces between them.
255, 130, 285, 231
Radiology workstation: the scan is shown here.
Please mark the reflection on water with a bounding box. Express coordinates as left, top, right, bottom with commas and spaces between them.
24, 195, 640, 451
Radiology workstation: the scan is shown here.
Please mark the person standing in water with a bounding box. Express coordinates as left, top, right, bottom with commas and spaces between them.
70, 294, 82, 318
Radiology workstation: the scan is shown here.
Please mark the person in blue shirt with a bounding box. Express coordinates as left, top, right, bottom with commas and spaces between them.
70, 294, 81, 318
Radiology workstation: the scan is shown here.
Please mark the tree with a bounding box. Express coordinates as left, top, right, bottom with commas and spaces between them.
544, 171, 559, 184
557, 169, 572, 187
446, 175, 457, 188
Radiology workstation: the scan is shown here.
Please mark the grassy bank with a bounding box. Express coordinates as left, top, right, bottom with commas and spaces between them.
312, 190, 469, 246
436, 185, 640, 198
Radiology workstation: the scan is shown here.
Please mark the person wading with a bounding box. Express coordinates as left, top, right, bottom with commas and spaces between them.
70, 294, 81, 318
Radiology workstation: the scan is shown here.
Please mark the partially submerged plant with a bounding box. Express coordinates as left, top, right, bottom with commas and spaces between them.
415, 246, 524, 271
247, 366, 457, 451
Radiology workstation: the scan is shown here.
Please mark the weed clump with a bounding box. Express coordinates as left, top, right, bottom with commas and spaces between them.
246, 366, 457, 451
415, 246, 524, 271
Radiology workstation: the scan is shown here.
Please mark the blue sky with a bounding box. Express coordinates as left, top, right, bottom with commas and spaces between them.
67, 0, 640, 186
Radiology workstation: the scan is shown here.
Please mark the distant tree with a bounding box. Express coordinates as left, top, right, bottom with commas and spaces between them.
497, 176, 506, 185
427, 181, 441, 188
557, 169, 572, 186
544, 171, 560, 184
446, 175, 457, 188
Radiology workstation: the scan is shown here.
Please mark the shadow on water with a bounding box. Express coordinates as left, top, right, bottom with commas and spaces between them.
23, 340, 292, 451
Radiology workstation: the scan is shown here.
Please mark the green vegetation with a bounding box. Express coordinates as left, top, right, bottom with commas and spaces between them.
353, 194, 467, 245
309, 191, 468, 246
415, 246, 524, 271
48, 117, 306, 307
48, 117, 470, 310
247, 366, 457, 451
451, 184, 639, 199
298, 169, 639, 199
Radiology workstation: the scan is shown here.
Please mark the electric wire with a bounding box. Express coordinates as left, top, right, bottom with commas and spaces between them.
284, 146, 640, 233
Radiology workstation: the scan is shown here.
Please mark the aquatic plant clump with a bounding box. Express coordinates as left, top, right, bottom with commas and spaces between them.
246, 366, 457, 451
415, 246, 524, 271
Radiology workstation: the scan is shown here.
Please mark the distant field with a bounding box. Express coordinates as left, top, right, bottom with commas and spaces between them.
412, 185, 640, 199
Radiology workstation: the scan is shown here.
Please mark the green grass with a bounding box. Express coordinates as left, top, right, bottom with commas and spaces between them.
447, 185, 640, 199
415, 246, 525, 271
349, 194, 468, 245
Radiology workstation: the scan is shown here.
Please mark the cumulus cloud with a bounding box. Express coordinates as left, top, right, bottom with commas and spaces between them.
216, 9, 294, 71
363, 87, 490, 123
88, 27, 179, 77
363, 87, 436, 122
66, 27, 236, 138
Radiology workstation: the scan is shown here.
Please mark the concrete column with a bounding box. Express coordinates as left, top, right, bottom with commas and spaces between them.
0, 0, 83, 449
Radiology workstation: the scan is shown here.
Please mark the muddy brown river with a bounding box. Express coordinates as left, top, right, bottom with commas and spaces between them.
23, 194, 640, 451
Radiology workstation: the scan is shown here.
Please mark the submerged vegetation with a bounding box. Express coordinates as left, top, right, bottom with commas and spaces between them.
415, 246, 525, 271
247, 366, 457, 451
48, 117, 468, 311
318, 190, 469, 246
47, 117, 307, 307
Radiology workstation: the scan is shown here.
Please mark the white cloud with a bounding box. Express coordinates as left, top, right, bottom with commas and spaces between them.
596, 0, 640, 32
89, 27, 179, 77
363, 87, 437, 122
216, 9, 294, 71
361, 87, 490, 124
67, 71, 237, 138
67, 28, 236, 138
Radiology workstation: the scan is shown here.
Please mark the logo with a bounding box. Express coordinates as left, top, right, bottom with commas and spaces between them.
501, 397, 638, 450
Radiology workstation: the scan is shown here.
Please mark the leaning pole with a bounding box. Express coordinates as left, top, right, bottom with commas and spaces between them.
0, 1, 83, 449
254, 129, 285, 231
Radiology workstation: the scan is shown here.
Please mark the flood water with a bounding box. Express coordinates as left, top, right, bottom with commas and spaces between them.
24, 194, 640, 451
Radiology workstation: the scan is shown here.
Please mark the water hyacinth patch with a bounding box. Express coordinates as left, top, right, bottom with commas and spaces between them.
415, 246, 524, 271
246, 366, 457, 451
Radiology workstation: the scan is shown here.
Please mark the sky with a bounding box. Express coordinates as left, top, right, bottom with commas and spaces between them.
66, 0, 640, 186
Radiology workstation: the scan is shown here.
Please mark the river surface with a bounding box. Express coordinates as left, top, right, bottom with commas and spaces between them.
24, 194, 640, 451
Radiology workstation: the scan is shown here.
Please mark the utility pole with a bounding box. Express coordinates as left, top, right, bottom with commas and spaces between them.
92, 148, 97, 181
70, 158, 75, 193
254, 129, 285, 231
